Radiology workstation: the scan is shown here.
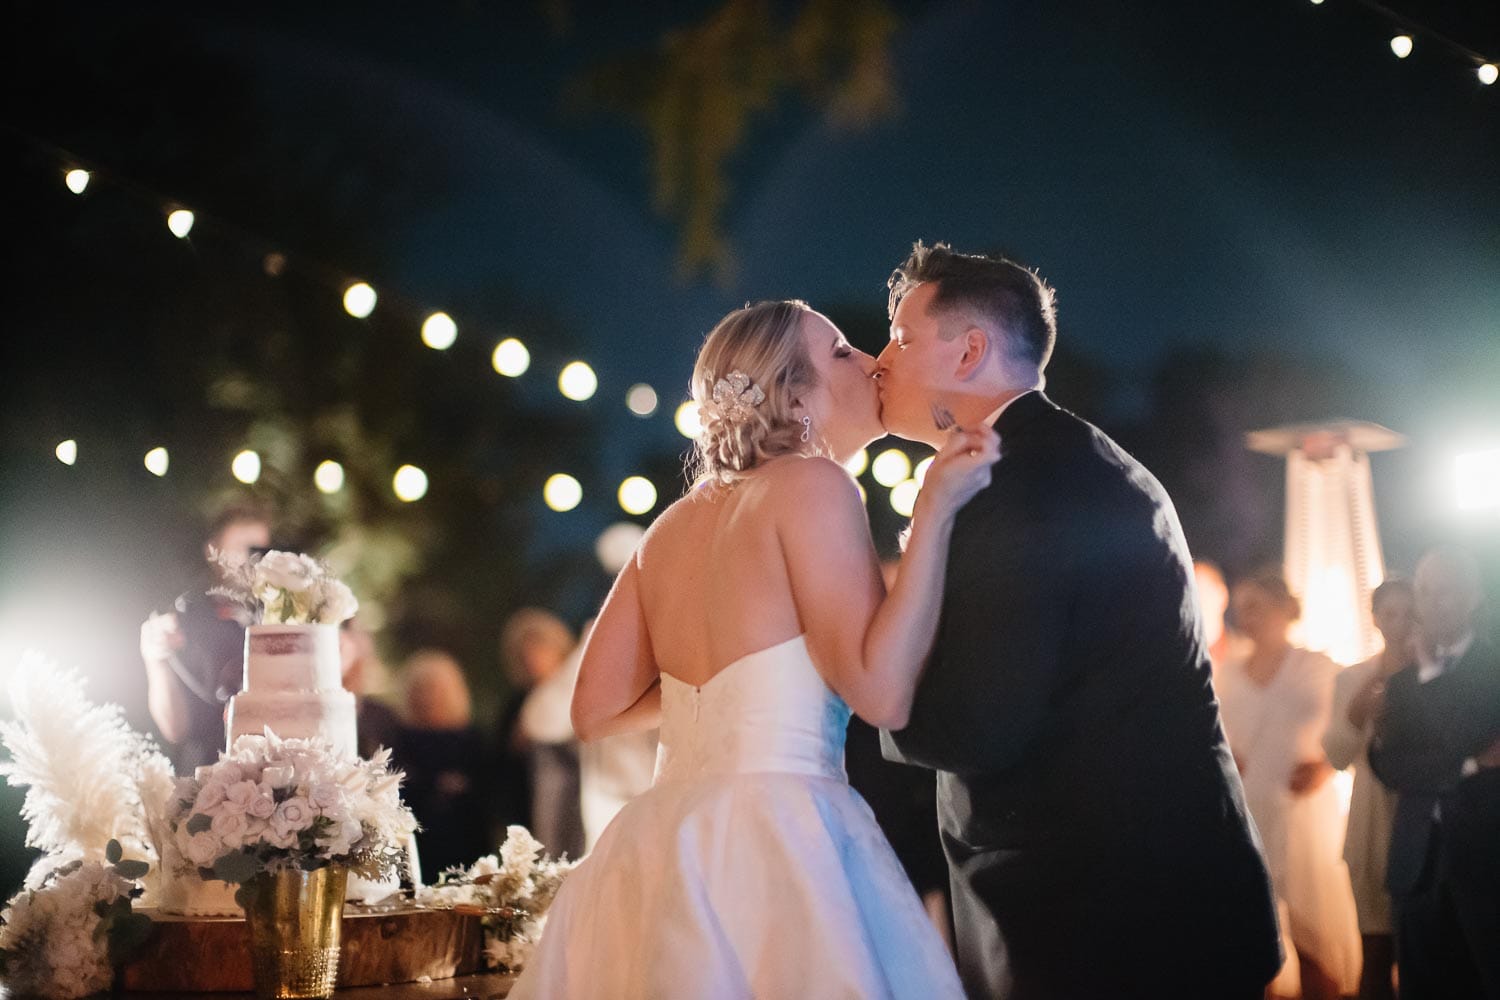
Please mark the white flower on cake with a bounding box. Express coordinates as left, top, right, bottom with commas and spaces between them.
167, 732, 417, 901
210, 549, 359, 625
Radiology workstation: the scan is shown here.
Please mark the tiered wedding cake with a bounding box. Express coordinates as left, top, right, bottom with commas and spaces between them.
226, 624, 357, 755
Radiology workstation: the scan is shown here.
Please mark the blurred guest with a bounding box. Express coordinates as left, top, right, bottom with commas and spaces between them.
396, 649, 492, 875
569, 620, 658, 854
1194, 559, 1247, 675
1323, 578, 1415, 1000
338, 618, 402, 760
499, 608, 584, 858
1369, 546, 1500, 1000
140, 504, 270, 772
1218, 570, 1360, 1000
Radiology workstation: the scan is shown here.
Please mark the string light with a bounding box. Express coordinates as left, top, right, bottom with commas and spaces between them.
871, 449, 912, 488
559, 361, 598, 401
63, 169, 90, 194
392, 464, 428, 502
618, 476, 658, 515
166, 209, 195, 239
626, 384, 659, 417
420, 312, 457, 350
913, 456, 934, 486
314, 460, 345, 494
674, 401, 702, 439
143, 447, 169, 477
1480, 63, 1498, 85
492, 338, 530, 377
342, 282, 377, 319
844, 449, 869, 477
231, 450, 261, 484
1390, 34, 1414, 59
55, 440, 77, 466
890, 479, 920, 517
544, 474, 582, 512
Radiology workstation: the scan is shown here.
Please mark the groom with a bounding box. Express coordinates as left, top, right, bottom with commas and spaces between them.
876, 243, 1281, 999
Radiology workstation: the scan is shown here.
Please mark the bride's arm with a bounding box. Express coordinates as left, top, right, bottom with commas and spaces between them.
781, 430, 998, 729
571, 557, 661, 741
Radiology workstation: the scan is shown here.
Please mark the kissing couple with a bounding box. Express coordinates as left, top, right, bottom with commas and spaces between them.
509, 242, 1283, 1000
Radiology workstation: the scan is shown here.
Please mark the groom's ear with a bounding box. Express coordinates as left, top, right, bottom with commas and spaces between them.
953, 327, 990, 380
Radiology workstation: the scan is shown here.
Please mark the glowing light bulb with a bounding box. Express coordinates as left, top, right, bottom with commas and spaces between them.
55, 439, 77, 465
913, 456, 934, 486
674, 401, 702, 439
343, 282, 377, 319
871, 449, 912, 488
421, 312, 457, 350
166, 209, 195, 238
144, 447, 169, 477
844, 449, 869, 477
1479, 63, 1498, 86
890, 479, 920, 517
1390, 35, 1413, 59
559, 361, 598, 401
314, 460, 345, 494
544, 474, 582, 512
492, 338, 530, 377
232, 450, 261, 484
64, 169, 90, 194
618, 476, 658, 515
393, 464, 428, 502
626, 384, 659, 417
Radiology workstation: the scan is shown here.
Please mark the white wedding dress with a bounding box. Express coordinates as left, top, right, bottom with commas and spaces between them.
508, 634, 964, 999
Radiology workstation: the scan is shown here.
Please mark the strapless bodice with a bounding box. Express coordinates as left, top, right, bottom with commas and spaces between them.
654, 635, 850, 784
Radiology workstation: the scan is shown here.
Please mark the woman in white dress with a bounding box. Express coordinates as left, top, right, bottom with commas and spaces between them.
1218, 571, 1361, 1000
508, 300, 996, 999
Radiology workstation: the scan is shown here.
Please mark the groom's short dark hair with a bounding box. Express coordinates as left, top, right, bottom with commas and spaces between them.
887, 241, 1057, 371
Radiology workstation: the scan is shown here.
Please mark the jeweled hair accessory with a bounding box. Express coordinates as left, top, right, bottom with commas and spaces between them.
703, 370, 766, 422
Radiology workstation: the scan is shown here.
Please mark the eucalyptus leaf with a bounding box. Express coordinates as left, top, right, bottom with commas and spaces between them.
114, 859, 150, 880
211, 851, 262, 885
105, 839, 123, 864
185, 812, 213, 835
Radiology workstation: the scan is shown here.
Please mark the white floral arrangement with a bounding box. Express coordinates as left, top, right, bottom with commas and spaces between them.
210, 549, 359, 625
0, 842, 153, 999
167, 732, 416, 904
419, 827, 576, 973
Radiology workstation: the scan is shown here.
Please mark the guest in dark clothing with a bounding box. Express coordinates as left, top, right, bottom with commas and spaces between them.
338, 618, 402, 760
140, 505, 269, 773
396, 649, 493, 875
1369, 545, 1500, 1000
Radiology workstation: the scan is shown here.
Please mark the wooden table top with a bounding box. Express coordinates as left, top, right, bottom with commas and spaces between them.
113, 971, 518, 999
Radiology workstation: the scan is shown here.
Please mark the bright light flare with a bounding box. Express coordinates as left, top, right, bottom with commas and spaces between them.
1479, 63, 1498, 86
844, 449, 869, 477
871, 449, 912, 488
143, 447, 169, 477
618, 476, 658, 515
64, 169, 90, 194
492, 338, 530, 377
913, 456, 934, 486
314, 460, 345, 494
1390, 35, 1413, 59
231, 450, 261, 484
596, 522, 646, 573
393, 464, 428, 502
343, 282, 377, 319
421, 312, 457, 350
167, 209, 195, 238
544, 473, 583, 512
1456, 449, 1500, 511
55, 440, 77, 465
559, 361, 598, 401
674, 401, 702, 439
890, 479, 920, 517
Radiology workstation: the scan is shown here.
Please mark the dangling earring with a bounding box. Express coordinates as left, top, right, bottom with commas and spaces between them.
800, 415, 812, 443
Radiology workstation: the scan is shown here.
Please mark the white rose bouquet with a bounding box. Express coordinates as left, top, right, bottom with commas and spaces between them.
210, 549, 359, 625
0, 842, 153, 999
419, 826, 576, 974
167, 733, 416, 906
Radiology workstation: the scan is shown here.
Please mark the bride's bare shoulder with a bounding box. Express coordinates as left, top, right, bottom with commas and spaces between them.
755, 455, 862, 510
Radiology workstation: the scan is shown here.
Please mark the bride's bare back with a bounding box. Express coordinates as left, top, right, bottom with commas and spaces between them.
635, 456, 819, 687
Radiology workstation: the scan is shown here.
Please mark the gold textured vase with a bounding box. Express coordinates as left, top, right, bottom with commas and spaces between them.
242, 865, 348, 999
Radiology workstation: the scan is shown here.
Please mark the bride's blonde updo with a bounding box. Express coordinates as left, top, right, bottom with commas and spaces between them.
688, 300, 820, 487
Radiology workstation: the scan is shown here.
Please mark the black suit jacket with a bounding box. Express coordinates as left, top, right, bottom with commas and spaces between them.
1367, 638, 1500, 898
882, 392, 1281, 999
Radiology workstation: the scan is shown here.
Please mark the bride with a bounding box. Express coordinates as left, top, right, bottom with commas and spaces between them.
508, 300, 998, 999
